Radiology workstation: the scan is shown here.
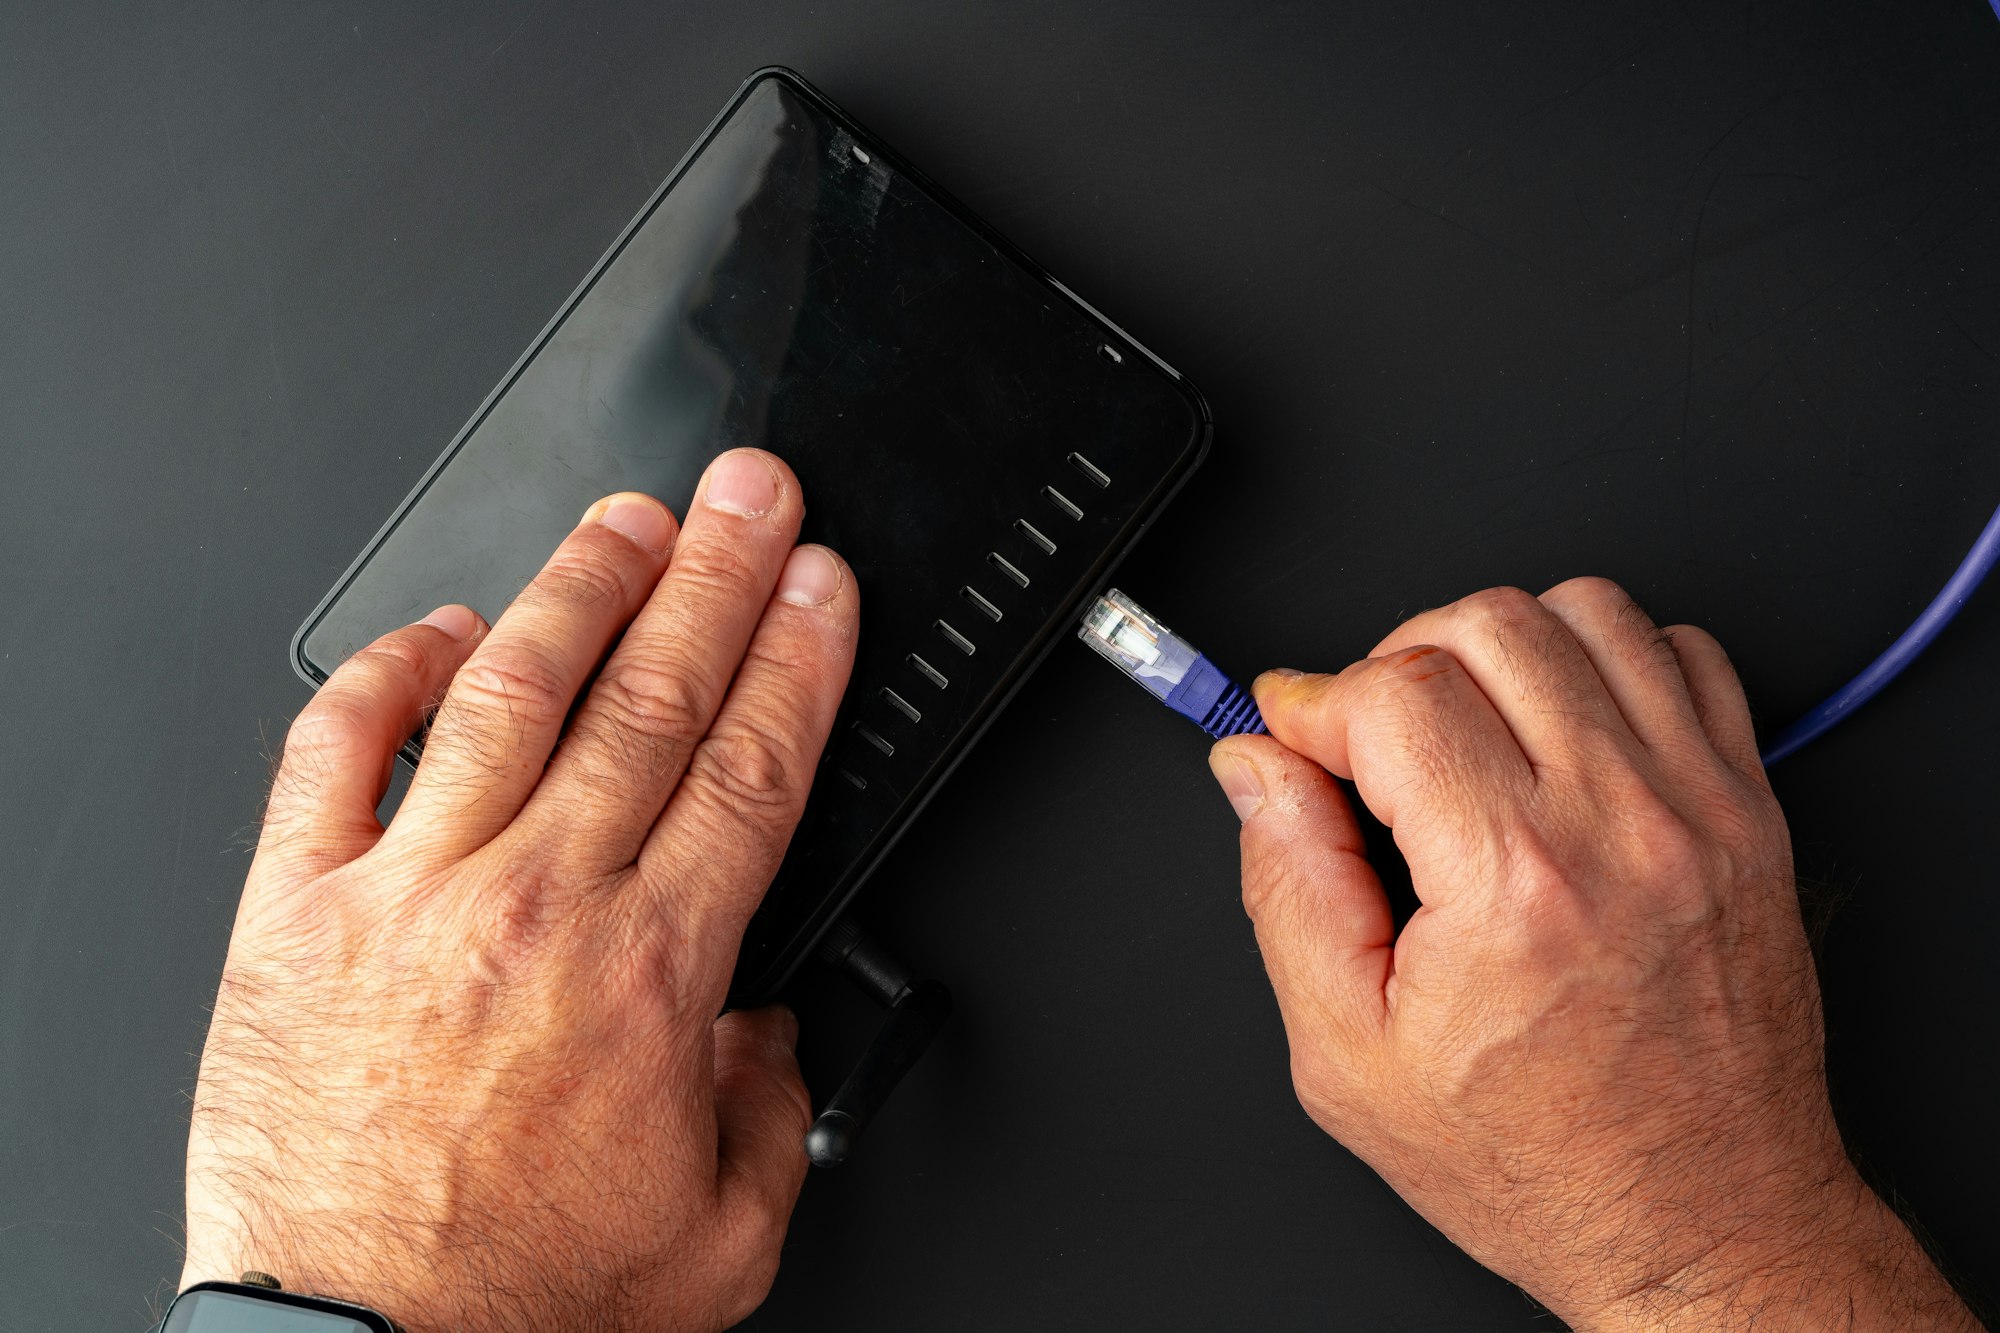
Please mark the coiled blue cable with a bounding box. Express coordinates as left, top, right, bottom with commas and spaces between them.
1764, 0, 2000, 762
1761, 500, 2000, 765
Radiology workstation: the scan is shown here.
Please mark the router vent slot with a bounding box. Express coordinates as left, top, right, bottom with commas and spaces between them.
881, 688, 922, 723
935, 620, 976, 655
961, 586, 1003, 621
1067, 451, 1111, 488
987, 552, 1029, 588
838, 767, 867, 790
853, 722, 894, 757
1042, 486, 1083, 520
908, 654, 949, 688
1014, 519, 1056, 554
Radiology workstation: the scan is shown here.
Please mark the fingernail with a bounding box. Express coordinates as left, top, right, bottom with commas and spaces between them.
1207, 749, 1265, 822
1253, 668, 1303, 702
774, 1004, 800, 1044
703, 449, 781, 517
418, 604, 481, 640
591, 493, 674, 553
776, 545, 842, 606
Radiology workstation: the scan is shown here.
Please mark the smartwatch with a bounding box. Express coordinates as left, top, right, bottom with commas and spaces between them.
156, 1274, 400, 1332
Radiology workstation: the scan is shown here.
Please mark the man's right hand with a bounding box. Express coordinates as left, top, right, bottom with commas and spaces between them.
1209, 578, 1978, 1330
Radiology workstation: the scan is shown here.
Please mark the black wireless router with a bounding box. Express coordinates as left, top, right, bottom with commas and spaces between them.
292, 67, 1211, 1163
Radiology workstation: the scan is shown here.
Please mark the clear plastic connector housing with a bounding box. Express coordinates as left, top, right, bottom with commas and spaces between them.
1076, 588, 1200, 702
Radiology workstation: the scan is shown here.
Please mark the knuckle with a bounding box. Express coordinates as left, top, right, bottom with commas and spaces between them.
587, 662, 709, 745
1510, 878, 1590, 954
1238, 842, 1295, 922
443, 652, 574, 736
719, 1243, 784, 1327
1665, 621, 1718, 652
283, 637, 433, 771
1500, 830, 1589, 935
1375, 643, 1459, 688
1455, 584, 1540, 626
285, 693, 378, 760
1547, 574, 1630, 610
1666, 622, 1730, 669
1621, 612, 1680, 673
346, 631, 433, 685
461, 861, 576, 974
533, 542, 638, 613
1351, 653, 1470, 770
1679, 781, 1782, 878
670, 538, 764, 603
1558, 581, 1677, 668
738, 630, 825, 680
739, 1168, 795, 1243
1288, 1049, 1348, 1129
1366, 649, 1466, 726
688, 722, 799, 814
1629, 803, 1712, 889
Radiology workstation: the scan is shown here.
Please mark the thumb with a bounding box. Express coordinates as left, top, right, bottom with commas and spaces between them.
1208, 735, 1395, 1056
711, 1005, 811, 1257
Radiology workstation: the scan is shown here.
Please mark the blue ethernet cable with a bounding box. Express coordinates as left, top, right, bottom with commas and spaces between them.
1760, 498, 2000, 766
1086, 487, 2000, 761
1077, 589, 1267, 738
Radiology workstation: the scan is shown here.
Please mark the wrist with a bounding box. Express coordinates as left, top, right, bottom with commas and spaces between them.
1564, 1168, 1977, 1332
178, 1236, 443, 1333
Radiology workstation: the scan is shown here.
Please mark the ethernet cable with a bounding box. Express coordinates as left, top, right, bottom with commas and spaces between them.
1077, 589, 1267, 739
1760, 498, 2000, 765
1085, 487, 2000, 764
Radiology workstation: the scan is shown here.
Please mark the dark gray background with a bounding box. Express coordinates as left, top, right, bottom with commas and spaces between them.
3, 2, 1997, 1329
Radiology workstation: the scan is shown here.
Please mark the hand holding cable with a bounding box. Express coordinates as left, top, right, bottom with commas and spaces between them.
1204, 578, 1978, 1331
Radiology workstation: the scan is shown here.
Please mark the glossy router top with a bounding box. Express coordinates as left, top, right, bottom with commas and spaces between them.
294, 68, 1211, 1002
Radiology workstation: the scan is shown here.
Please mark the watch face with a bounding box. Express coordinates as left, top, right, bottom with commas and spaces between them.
162, 1287, 390, 1332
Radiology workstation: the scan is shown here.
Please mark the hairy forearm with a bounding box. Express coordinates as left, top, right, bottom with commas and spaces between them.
1571, 1172, 1980, 1333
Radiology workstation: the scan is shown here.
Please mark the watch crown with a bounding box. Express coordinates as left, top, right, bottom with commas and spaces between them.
237, 1271, 283, 1290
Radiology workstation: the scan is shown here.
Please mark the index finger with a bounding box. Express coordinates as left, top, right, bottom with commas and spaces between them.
1370, 586, 1639, 773
1254, 647, 1531, 843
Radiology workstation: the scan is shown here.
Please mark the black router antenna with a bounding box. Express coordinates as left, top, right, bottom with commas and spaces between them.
804, 918, 951, 1167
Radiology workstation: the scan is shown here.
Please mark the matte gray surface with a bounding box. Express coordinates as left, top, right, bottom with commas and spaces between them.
3, 2, 1997, 1329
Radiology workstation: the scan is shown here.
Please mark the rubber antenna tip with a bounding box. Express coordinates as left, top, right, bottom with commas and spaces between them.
805, 1110, 860, 1167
